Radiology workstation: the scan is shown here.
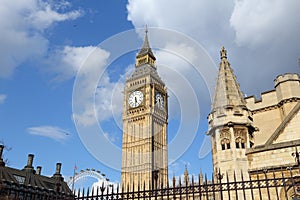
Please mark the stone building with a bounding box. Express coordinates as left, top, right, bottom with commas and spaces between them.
0, 145, 73, 199
245, 73, 300, 173
207, 46, 255, 182
120, 29, 300, 199
208, 46, 300, 199
121, 29, 168, 191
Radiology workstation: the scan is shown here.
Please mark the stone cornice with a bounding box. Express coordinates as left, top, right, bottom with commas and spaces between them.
250, 97, 300, 114
246, 139, 300, 155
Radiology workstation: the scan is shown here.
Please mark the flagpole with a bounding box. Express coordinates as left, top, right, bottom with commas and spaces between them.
72, 164, 77, 193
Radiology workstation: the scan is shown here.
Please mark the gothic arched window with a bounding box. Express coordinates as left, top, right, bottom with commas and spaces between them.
235, 137, 245, 149
221, 138, 230, 150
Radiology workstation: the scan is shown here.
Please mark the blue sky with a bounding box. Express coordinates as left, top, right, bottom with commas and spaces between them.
0, 0, 300, 189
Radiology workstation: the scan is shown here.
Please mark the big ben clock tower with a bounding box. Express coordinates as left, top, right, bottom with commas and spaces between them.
121, 28, 168, 191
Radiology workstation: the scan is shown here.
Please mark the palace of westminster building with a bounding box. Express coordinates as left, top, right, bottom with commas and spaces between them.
120, 29, 300, 198
0, 29, 298, 199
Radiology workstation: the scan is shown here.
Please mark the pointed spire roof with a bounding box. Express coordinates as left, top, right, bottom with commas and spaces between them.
184, 165, 189, 176
172, 172, 176, 187
136, 26, 156, 60
212, 47, 246, 112
184, 165, 189, 185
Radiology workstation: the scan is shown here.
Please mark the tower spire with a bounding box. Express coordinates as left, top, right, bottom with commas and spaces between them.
211, 46, 246, 113
138, 25, 151, 55
207, 47, 254, 183
136, 26, 156, 67
184, 165, 189, 185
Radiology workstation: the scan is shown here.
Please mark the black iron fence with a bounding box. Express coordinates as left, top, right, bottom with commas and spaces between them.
74, 167, 300, 200
0, 180, 74, 200
1, 167, 299, 199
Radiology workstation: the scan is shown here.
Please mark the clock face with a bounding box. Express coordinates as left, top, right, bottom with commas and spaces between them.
128, 90, 144, 108
155, 93, 164, 109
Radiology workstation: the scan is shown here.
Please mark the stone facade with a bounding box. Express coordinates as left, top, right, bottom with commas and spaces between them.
208, 47, 300, 199
245, 73, 300, 175
120, 31, 300, 198
121, 29, 168, 191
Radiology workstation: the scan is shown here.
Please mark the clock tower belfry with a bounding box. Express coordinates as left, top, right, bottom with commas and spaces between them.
121, 28, 168, 192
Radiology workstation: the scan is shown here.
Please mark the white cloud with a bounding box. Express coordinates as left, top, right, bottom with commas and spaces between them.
62, 46, 111, 126
49, 46, 107, 81
96, 74, 125, 123
28, 1, 82, 31
103, 132, 119, 143
127, 0, 223, 32
127, 0, 234, 51
0, 0, 124, 128
73, 69, 127, 127
0, 94, 7, 104
63, 45, 127, 127
155, 44, 202, 120
126, 0, 300, 99
0, 0, 82, 78
27, 126, 70, 142
230, 0, 300, 47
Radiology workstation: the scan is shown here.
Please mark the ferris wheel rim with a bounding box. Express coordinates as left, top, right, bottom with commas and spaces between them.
67, 169, 109, 187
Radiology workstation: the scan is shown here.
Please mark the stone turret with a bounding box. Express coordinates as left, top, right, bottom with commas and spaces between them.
274, 73, 300, 99
208, 47, 253, 129
207, 47, 255, 182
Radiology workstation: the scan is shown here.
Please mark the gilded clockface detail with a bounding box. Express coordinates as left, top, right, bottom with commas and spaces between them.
155, 93, 164, 109
128, 90, 144, 108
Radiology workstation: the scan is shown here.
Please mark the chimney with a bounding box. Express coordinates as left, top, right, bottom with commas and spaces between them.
26, 154, 34, 168
23, 154, 35, 172
56, 163, 61, 174
52, 163, 63, 181
36, 166, 42, 175
0, 145, 5, 166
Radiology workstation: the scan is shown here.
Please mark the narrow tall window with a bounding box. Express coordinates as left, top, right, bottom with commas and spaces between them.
221, 138, 230, 150
235, 137, 245, 149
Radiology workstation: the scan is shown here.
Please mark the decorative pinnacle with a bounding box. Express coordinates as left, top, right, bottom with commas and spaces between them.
136, 25, 155, 59
141, 26, 150, 51
220, 46, 227, 59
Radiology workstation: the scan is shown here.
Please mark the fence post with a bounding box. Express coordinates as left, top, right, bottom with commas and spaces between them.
272, 170, 280, 200
198, 172, 202, 200
233, 171, 238, 200
256, 170, 262, 200
218, 169, 224, 200
191, 175, 195, 200
241, 170, 246, 200
281, 168, 289, 200
204, 174, 209, 200
226, 172, 231, 200
212, 172, 216, 200
167, 179, 170, 200
263, 168, 271, 200
173, 177, 176, 200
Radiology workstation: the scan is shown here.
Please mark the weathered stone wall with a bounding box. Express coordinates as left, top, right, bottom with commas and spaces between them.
245, 73, 300, 146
